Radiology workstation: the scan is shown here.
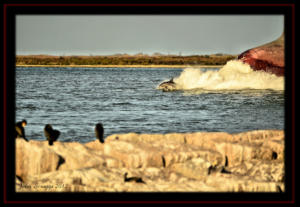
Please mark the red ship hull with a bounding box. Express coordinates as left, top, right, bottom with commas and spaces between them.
237, 33, 284, 76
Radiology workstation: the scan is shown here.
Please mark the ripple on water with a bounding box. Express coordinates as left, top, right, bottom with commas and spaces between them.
15, 67, 284, 143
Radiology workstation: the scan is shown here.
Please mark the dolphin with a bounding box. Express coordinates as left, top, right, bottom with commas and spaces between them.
157, 78, 177, 92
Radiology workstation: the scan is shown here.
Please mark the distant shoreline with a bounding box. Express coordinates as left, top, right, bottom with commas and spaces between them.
16, 64, 223, 68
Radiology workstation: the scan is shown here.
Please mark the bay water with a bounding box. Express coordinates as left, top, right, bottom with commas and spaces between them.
16, 62, 284, 143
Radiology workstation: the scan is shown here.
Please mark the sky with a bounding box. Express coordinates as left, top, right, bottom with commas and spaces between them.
16, 15, 284, 56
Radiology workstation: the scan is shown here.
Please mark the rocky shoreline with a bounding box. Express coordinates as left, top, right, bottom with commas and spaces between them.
16, 130, 284, 192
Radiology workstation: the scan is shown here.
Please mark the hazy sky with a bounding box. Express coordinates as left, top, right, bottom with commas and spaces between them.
16, 15, 284, 56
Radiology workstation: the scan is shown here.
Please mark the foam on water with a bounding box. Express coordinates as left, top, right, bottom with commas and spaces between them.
173, 60, 284, 91
16, 66, 284, 142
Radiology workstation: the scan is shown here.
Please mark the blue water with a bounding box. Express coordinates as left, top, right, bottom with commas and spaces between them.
15, 67, 284, 143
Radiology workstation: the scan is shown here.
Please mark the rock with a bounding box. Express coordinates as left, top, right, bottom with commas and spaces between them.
204, 174, 284, 192
16, 139, 64, 181
28, 140, 107, 171
103, 140, 161, 168
15, 130, 285, 192
170, 157, 212, 180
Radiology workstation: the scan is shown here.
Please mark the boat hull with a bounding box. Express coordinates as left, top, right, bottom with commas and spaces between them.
237, 33, 284, 76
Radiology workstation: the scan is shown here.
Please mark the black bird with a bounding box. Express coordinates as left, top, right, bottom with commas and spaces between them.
207, 165, 217, 175
95, 123, 104, 143
44, 124, 60, 146
220, 166, 231, 174
220, 156, 231, 174
15, 119, 28, 142
208, 156, 231, 175
124, 172, 146, 184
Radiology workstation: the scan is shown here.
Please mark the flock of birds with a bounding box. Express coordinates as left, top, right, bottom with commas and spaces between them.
15, 119, 146, 184
15, 119, 104, 145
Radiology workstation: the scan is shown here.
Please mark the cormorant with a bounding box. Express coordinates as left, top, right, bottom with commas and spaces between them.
15, 119, 28, 142
95, 123, 104, 143
44, 124, 60, 146
124, 172, 146, 184
208, 156, 231, 175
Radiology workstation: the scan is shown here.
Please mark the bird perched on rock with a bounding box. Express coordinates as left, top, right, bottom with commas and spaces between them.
15, 119, 28, 141
207, 156, 231, 175
44, 124, 60, 146
95, 123, 104, 143
124, 172, 146, 184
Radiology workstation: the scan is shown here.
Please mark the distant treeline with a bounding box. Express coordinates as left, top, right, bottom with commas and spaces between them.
16, 54, 237, 66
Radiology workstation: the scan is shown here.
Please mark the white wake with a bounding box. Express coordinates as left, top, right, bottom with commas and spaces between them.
172, 60, 284, 91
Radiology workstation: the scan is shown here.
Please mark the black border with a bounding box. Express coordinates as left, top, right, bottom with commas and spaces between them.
2, 2, 296, 204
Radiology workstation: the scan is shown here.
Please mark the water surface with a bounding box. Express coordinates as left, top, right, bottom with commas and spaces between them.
16, 66, 284, 143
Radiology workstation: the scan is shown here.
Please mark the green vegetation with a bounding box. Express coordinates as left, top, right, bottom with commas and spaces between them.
16, 54, 237, 66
